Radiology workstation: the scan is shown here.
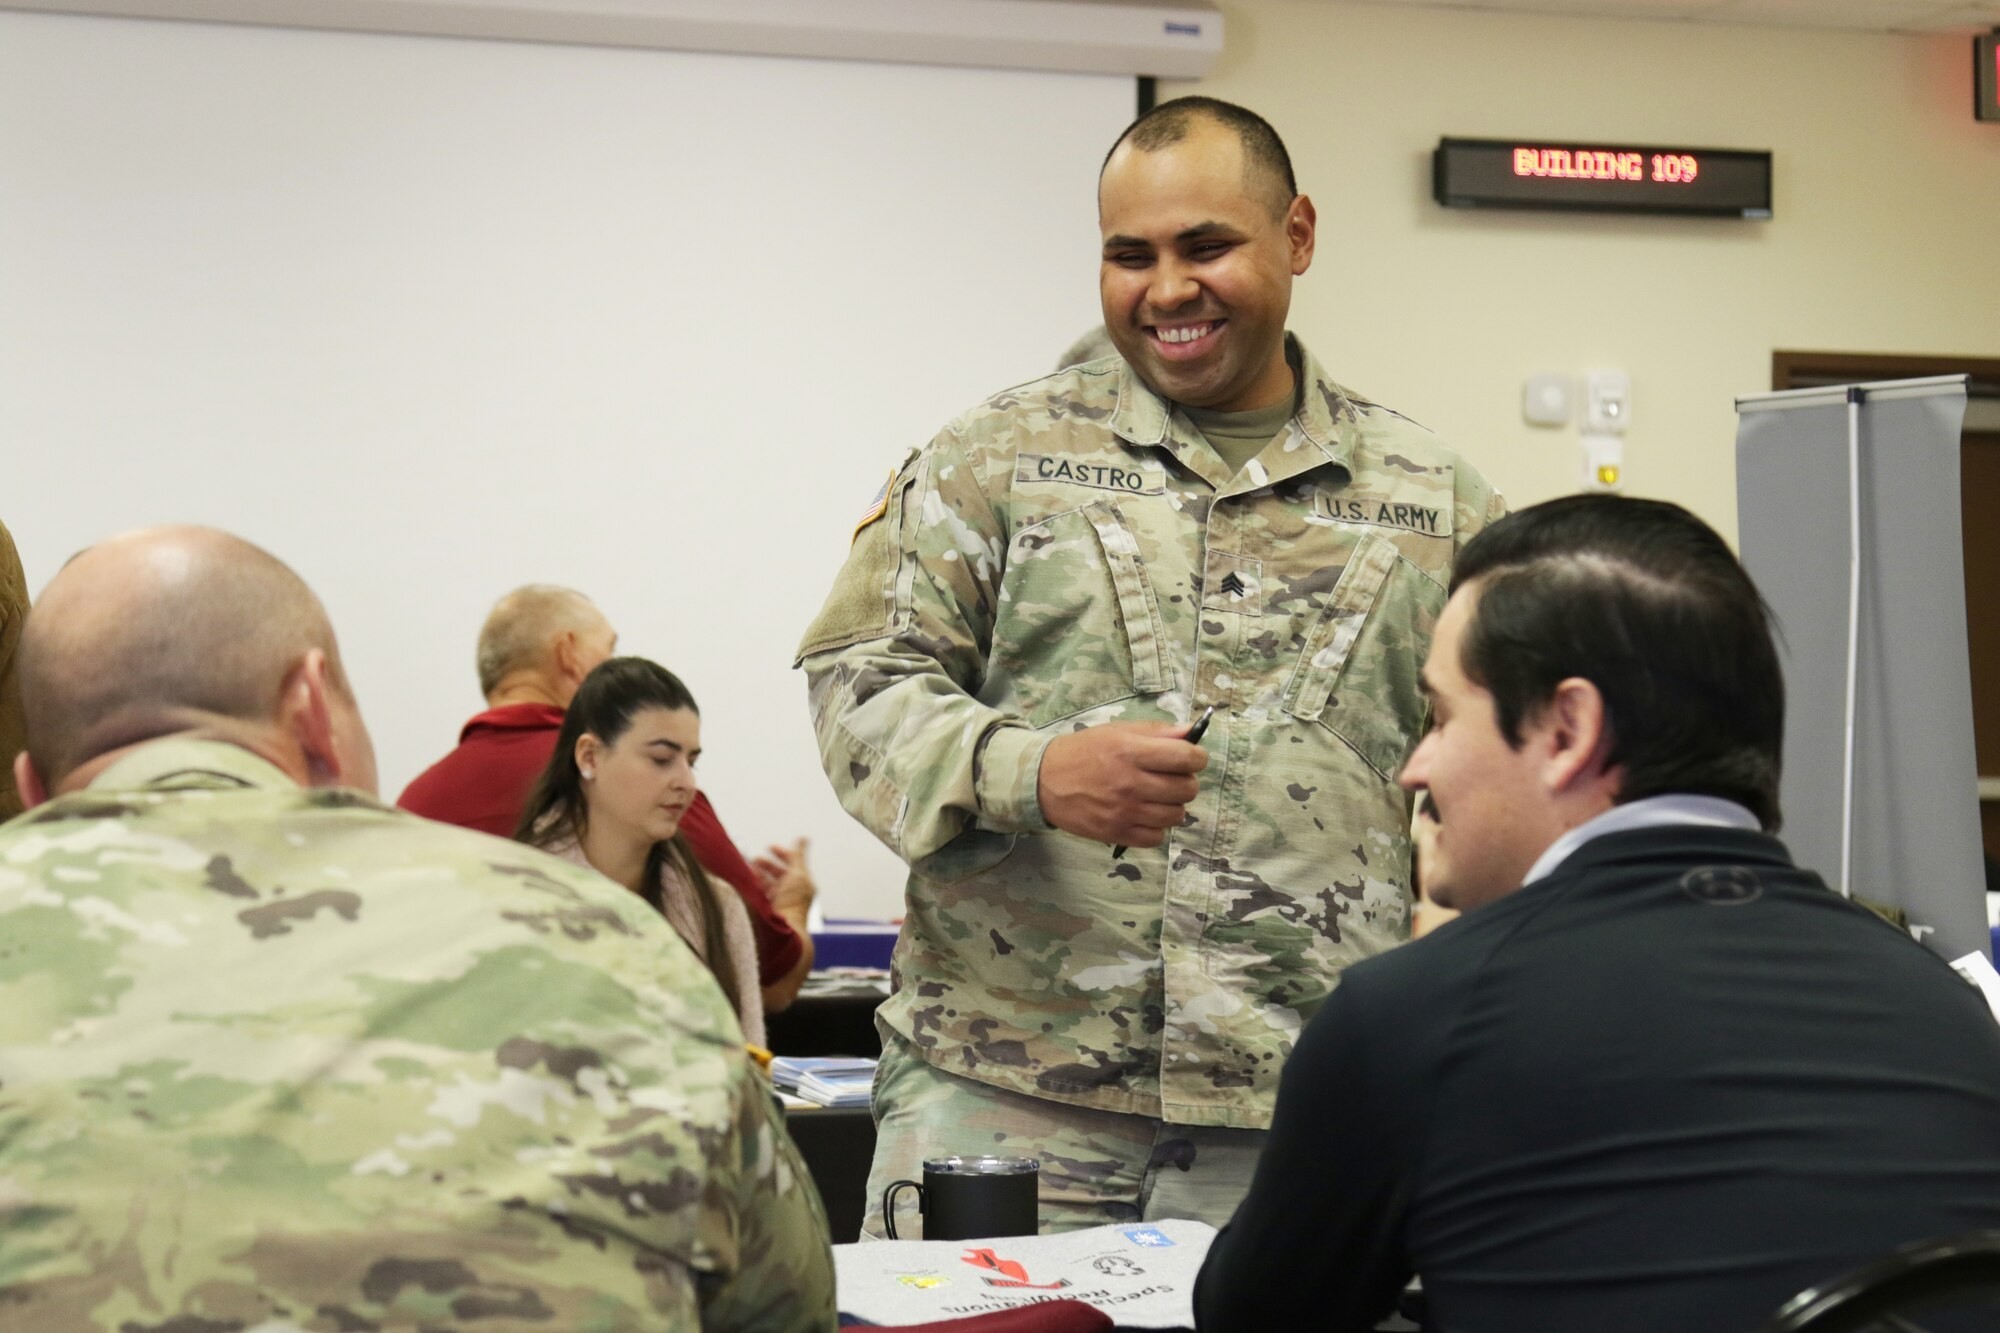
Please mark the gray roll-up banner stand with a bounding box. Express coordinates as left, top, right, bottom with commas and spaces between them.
1735, 375, 1987, 964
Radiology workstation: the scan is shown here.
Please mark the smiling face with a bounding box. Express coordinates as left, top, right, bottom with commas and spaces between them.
1098, 119, 1315, 412
1398, 587, 1565, 914
577, 705, 701, 848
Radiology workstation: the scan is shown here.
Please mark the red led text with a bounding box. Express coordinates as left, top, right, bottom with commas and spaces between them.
1512, 147, 1701, 185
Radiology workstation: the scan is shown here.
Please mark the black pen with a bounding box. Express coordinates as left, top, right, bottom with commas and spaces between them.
1111, 704, 1216, 861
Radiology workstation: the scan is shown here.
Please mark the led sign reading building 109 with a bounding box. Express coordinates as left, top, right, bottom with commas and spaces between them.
1511, 147, 1697, 183
1435, 138, 1772, 218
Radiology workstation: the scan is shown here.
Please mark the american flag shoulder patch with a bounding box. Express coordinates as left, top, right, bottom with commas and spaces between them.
853, 468, 896, 540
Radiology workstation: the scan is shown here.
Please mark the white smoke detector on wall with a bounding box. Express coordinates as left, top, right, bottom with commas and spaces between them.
1523, 373, 1572, 427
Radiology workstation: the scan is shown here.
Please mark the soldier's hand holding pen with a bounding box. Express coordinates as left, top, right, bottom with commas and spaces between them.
1035, 712, 1210, 851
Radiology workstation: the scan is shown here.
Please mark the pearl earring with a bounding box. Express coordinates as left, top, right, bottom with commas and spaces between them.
581, 767, 595, 780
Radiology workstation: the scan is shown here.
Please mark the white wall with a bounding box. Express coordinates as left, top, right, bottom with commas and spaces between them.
10, 1, 1997, 918
1176, 1, 2000, 543
0, 10, 1133, 917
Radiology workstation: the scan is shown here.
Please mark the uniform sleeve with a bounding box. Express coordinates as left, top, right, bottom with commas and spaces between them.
1193, 977, 1416, 1333
794, 428, 1053, 865
698, 1074, 839, 1332
1452, 453, 1507, 558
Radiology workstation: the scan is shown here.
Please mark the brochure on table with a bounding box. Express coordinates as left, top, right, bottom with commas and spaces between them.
770, 1056, 875, 1108
834, 1218, 1214, 1328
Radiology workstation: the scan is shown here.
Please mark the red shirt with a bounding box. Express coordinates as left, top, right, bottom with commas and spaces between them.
397, 702, 803, 984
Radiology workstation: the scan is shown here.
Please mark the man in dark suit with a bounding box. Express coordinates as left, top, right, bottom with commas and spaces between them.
1195, 494, 2000, 1333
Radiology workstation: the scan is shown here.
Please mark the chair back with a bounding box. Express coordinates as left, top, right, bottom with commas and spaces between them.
1761, 1231, 2000, 1332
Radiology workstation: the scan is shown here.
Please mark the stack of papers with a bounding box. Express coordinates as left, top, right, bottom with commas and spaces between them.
798, 968, 890, 999
770, 1056, 875, 1108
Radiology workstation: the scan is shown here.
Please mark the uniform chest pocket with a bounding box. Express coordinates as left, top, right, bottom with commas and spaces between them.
992, 499, 1176, 727
1281, 533, 1445, 779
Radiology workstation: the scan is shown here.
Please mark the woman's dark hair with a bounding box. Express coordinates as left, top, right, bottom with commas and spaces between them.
516, 656, 742, 1015
1451, 494, 1786, 831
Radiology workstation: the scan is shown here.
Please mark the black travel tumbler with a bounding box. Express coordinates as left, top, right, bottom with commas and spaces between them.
882, 1154, 1039, 1241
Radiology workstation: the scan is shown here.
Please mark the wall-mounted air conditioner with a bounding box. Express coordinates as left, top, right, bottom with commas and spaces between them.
0, 0, 1225, 76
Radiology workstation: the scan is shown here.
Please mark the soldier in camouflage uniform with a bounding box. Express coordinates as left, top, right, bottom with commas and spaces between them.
0, 526, 834, 1331
797, 99, 1503, 1237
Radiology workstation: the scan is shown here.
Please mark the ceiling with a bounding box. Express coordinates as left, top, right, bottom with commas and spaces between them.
1333, 0, 2000, 35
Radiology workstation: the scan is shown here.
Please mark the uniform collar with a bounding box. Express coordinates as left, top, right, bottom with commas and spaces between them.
87, 737, 301, 794
1107, 334, 1363, 493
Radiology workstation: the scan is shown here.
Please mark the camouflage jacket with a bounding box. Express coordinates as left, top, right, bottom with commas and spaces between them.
797, 339, 1502, 1129
0, 739, 834, 1331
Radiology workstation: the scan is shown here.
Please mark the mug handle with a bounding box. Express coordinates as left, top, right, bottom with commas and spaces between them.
882, 1179, 923, 1241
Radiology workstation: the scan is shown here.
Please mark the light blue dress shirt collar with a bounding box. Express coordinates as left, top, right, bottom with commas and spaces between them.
1520, 793, 1762, 889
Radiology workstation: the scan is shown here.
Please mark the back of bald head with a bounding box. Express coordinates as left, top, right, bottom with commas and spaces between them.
19, 527, 345, 786
476, 585, 602, 699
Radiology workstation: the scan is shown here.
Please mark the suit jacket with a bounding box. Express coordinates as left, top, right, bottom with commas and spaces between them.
1195, 825, 2000, 1333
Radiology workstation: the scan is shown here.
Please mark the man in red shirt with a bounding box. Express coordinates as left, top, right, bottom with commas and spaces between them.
400, 585, 814, 1008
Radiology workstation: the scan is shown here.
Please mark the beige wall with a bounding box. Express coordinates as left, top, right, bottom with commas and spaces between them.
1171, 1, 2000, 540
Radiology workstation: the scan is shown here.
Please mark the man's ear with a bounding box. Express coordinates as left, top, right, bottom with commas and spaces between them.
1287, 194, 1317, 276
13, 751, 47, 810
1537, 677, 1616, 796
278, 649, 346, 788
552, 630, 582, 686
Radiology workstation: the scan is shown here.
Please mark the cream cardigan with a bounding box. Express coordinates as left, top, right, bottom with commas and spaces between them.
550, 838, 765, 1048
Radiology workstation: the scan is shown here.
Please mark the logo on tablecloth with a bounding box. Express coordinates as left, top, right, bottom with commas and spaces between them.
1121, 1227, 1176, 1247
962, 1248, 1070, 1290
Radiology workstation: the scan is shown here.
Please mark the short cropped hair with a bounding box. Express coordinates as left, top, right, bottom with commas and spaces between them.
1451, 494, 1786, 831
18, 532, 346, 785
475, 585, 598, 697
1103, 96, 1297, 215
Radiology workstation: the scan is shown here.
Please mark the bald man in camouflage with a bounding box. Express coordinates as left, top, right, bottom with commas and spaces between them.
799, 97, 1503, 1238
1, 526, 834, 1330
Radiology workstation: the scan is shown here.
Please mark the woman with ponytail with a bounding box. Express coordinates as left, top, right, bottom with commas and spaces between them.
517, 657, 763, 1047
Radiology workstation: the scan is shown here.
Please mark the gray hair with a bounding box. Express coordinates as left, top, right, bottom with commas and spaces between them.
475, 585, 601, 697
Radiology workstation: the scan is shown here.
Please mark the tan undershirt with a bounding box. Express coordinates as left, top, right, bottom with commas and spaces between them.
1182, 396, 1297, 480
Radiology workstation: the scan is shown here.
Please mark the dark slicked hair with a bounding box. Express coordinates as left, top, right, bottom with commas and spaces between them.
1102, 95, 1297, 216
1451, 494, 1786, 831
